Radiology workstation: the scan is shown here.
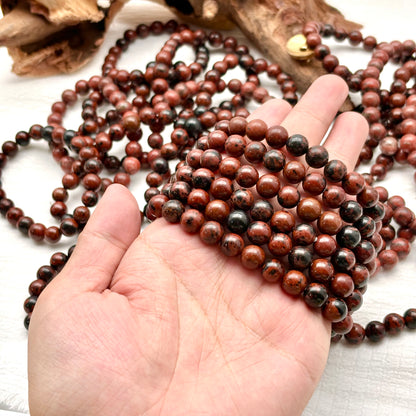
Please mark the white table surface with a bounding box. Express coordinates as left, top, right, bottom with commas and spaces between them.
0, 1, 416, 415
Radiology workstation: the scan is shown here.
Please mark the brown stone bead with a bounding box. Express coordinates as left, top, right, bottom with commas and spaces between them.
314, 234, 337, 257
6, 207, 24, 226
265, 125, 288, 148
44, 226, 61, 243
261, 259, 285, 283
303, 283, 329, 308
283, 160, 306, 184
247, 221, 272, 245
332, 248, 356, 272
331, 273, 354, 298
221, 233, 245, 257
378, 249, 399, 269
180, 209, 205, 234
345, 323, 366, 345
365, 321, 386, 342
29, 279, 47, 296
244, 141, 267, 163
263, 149, 286, 172
256, 174, 280, 198
224, 134, 246, 157
390, 237, 411, 259
219, 157, 241, 179
192, 168, 215, 190
60, 217, 79, 236
241, 245, 266, 269
228, 116, 247, 135
322, 297, 348, 322
342, 171, 365, 195
282, 270, 308, 296
292, 223, 316, 246
384, 313, 405, 335
29, 223, 46, 242
246, 119, 267, 141
322, 185, 346, 208
277, 185, 300, 209
332, 315, 354, 335
318, 211, 343, 235
235, 165, 259, 188
73, 206, 90, 225
231, 189, 254, 211
324, 160, 347, 182
268, 233, 292, 256
200, 149, 222, 172
297, 197, 322, 222
309, 258, 334, 282
170, 181, 191, 203
17, 216, 34, 235
394, 206, 415, 227
205, 200, 230, 223
270, 210, 295, 233
250, 200, 274, 222
200, 220, 224, 245
302, 172, 326, 196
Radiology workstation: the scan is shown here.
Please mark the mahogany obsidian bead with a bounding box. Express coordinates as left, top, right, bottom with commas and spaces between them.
283, 160, 306, 184
282, 270, 308, 296
192, 168, 215, 190
29, 279, 47, 296
270, 210, 296, 233
318, 211, 342, 235
336, 226, 362, 249
340, 200, 363, 223
263, 149, 286, 172
261, 259, 285, 282
296, 197, 322, 222
241, 245, 266, 269
365, 321, 386, 342
180, 209, 205, 234
199, 221, 224, 245
231, 189, 254, 211
277, 185, 300, 208
220, 233, 245, 257
60, 217, 79, 236
268, 233, 292, 256
305, 145, 329, 168
162, 199, 184, 223
302, 172, 326, 196
314, 234, 337, 257
332, 315, 354, 335
309, 258, 334, 282
384, 313, 405, 335
265, 125, 288, 148
205, 200, 230, 223
331, 273, 354, 298
227, 210, 250, 234
354, 240, 376, 264
247, 221, 271, 245
303, 283, 329, 308
345, 289, 363, 312
345, 323, 366, 345
404, 309, 416, 329
292, 223, 316, 246
288, 246, 312, 270
342, 171, 365, 195
332, 248, 356, 271
250, 200, 274, 222
322, 185, 346, 208
322, 297, 348, 322
354, 215, 376, 238
324, 160, 347, 182
23, 295, 37, 313
286, 134, 309, 156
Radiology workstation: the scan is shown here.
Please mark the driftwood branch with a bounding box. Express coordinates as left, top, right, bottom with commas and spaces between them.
0, 0, 361, 96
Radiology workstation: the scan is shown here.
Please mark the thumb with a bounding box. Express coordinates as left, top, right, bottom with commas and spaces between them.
49, 183, 141, 294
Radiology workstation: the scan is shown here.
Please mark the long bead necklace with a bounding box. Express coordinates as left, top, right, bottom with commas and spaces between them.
0, 20, 415, 345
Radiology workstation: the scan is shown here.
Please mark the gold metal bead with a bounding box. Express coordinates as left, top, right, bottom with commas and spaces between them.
286, 34, 314, 60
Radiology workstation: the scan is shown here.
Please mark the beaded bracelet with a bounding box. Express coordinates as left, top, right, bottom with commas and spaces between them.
0, 20, 415, 345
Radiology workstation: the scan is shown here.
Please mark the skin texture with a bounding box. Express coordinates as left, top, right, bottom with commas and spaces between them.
28, 75, 369, 416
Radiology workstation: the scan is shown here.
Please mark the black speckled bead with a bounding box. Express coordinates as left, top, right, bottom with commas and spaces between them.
261, 259, 286, 283
340, 200, 363, 223
247, 221, 272, 245
288, 246, 313, 270
324, 160, 347, 182
332, 248, 356, 271
199, 221, 224, 245
305, 145, 329, 168
221, 233, 245, 257
231, 189, 254, 211
227, 210, 250, 234
365, 321, 386, 342
336, 226, 362, 249
263, 149, 286, 172
322, 297, 348, 322
292, 223, 316, 246
353, 215, 376, 238
286, 134, 309, 156
250, 200, 274, 222
303, 283, 329, 308
162, 199, 184, 223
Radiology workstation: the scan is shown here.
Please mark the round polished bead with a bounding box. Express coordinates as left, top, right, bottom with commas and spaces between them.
60, 217, 78, 236
261, 259, 285, 283
288, 246, 312, 270
332, 315, 354, 335
265, 125, 288, 148
247, 221, 271, 245
342, 171, 365, 195
250, 200, 274, 222
322, 297, 348, 322
219, 157, 241, 179
270, 210, 295, 233
231, 189, 254, 211
384, 313, 405, 335
199, 221, 224, 245
292, 223, 316, 246
277, 186, 300, 208
235, 165, 259, 188
268, 233, 293, 257
187, 189, 210, 211
283, 160, 306, 183
336, 226, 361, 249
324, 160, 347, 182
303, 283, 329, 308
282, 270, 308, 296
332, 248, 356, 271
354, 215, 376, 238
263, 149, 285, 172
241, 245, 266, 269
354, 240, 376, 264
302, 172, 326, 196
296, 197, 322, 222
17, 216, 34, 235
256, 174, 280, 198
345, 323, 366, 345
180, 209, 205, 234
322, 185, 346, 208
306, 145, 329, 168
286, 134, 309, 156
220, 233, 245, 257
331, 273, 354, 298
309, 258, 334, 282
28, 223, 46, 242
318, 211, 343, 235
227, 210, 250, 234
24, 296, 37, 313
29, 279, 47, 296
246, 119, 267, 141
340, 200, 363, 223
162, 200, 184, 223
244, 141, 267, 163
205, 200, 230, 223
390, 237, 411, 259
192, 168, 215, 190
345, 289, 363, 312
365, 321, 386, 342
314, 234, 337, 257
404, 309, 416, 329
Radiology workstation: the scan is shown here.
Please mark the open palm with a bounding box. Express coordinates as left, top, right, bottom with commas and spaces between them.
28, 75, 368, 416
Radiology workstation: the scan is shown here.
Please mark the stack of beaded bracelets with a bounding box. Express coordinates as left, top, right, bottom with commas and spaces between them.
0, 20, 415, 345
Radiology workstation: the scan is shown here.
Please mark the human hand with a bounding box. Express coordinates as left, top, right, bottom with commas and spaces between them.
28, 74, 368, 416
